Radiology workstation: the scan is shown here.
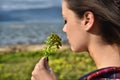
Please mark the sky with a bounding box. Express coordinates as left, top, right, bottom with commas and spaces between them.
0, 0, 62, 11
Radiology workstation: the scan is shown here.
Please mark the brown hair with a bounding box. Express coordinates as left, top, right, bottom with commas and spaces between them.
65, 0, 120, 45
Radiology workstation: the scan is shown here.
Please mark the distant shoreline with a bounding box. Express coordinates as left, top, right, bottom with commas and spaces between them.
0, 43, 69, 54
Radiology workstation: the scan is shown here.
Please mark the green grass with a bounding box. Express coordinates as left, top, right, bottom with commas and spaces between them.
0, 49, 96, 80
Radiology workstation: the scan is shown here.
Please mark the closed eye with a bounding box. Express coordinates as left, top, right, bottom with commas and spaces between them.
64, 20, 67, 25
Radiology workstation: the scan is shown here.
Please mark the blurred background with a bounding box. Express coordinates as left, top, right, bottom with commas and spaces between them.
0, 0, 66, 46
0, 1, 96, 80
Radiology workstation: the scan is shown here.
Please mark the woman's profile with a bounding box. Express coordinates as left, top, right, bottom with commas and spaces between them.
31, 0, 120, 80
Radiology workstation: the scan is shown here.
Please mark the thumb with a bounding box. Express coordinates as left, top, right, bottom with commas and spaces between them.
39, 57, 50, 71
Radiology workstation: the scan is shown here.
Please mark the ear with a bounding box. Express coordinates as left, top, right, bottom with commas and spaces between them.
82, 11, 95, 31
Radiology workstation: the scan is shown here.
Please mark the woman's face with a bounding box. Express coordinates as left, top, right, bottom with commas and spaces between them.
62, 1, 89, 52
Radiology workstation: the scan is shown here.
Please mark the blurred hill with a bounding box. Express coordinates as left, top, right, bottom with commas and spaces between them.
0, 7, 63, 22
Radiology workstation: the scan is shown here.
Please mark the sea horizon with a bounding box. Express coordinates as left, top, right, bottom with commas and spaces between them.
0, 21, 66, 46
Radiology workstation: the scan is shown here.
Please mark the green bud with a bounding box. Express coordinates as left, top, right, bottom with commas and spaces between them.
43, 33, 62, 57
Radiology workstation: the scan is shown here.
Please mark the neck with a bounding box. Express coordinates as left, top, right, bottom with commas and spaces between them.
88, 38, 120, 69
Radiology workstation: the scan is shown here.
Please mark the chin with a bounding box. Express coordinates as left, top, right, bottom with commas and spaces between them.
71, 46, 80, 52
71, 46, 87, 52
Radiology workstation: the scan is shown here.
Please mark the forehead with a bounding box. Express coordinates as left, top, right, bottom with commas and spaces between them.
62, 1, 77, 18
62, 1, 71, 16
62, 1, 67, 15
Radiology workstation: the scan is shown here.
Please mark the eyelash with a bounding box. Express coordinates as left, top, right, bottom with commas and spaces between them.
64, 20, 67, 24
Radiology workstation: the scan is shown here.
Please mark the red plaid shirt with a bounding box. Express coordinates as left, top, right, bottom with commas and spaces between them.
78, 67, 120, 80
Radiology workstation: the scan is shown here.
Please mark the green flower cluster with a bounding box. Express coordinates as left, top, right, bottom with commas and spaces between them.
43, 33, 62, 56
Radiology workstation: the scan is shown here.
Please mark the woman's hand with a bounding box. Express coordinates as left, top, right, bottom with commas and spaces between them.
31, 57, 57, 80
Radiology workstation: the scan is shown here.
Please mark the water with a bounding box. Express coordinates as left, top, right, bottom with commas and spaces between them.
0, 0, 65, 46
0, 22, 67, 46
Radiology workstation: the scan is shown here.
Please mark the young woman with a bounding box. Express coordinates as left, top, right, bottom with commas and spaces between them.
31, 0, 120, 80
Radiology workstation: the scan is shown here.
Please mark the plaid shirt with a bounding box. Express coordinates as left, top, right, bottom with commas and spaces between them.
78, 67, 120, 80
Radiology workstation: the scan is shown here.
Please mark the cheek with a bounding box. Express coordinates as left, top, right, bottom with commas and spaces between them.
71, 34, 88, 52
66, 24, 88, 52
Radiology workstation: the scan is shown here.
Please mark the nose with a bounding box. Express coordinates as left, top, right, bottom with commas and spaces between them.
63, 25, 66, 32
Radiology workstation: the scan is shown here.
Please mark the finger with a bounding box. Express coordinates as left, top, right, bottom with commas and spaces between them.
32, 63, 41, 76
38, 57, 46, 66
44, 57, 50, 70
49, 68, 57, 80
38, 57, 48, 64
33, 63, 41, 72
49, 68, 55, 74
36, 57, 46, 70
38, 57, 50, 71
